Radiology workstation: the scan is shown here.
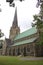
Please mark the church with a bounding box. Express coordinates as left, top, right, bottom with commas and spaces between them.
0, 7, 43, 57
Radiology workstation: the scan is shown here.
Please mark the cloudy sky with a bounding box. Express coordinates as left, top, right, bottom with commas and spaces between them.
0, 0, 40, 39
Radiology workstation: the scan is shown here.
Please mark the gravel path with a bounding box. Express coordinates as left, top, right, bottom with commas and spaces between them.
20, 57, 43, 60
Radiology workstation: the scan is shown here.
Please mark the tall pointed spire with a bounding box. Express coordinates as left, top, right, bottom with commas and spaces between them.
12, 7, 18, 28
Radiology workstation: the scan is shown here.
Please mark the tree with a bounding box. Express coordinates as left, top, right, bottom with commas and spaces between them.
33, 2, 43, 45
6, 0, 24, 7
0, 29, 4, 38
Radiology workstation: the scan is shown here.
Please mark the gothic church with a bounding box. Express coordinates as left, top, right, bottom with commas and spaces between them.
0, 7, 43, 56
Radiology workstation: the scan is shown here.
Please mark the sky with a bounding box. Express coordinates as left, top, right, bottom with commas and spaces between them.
0, 0, 40, 39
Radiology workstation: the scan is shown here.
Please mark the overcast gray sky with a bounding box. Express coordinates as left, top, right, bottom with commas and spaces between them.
0, 0, 40, 39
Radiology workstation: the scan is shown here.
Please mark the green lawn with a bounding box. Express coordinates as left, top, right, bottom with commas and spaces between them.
0, 56, 43, 65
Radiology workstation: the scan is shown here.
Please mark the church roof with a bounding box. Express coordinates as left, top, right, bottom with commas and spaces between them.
14, 26, 37, 40
12, 37, 37, 46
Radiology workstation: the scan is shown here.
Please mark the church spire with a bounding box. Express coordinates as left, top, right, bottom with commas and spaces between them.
9, 7, 20, 40
12, 7, 18, 28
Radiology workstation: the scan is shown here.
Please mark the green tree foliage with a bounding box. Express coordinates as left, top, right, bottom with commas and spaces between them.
33, 3, 43, 45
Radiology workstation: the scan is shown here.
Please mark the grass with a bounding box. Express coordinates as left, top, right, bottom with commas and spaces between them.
0, 56, 43, 65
